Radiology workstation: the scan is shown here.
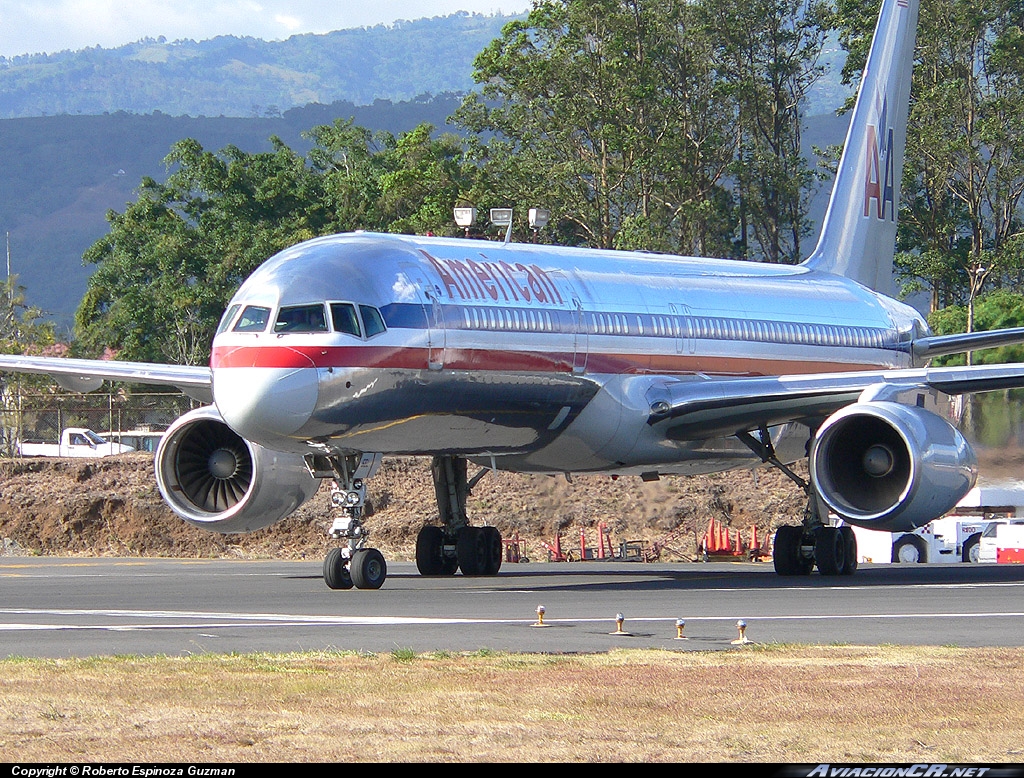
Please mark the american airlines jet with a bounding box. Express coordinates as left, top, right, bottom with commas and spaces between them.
3, 0, 1024, 589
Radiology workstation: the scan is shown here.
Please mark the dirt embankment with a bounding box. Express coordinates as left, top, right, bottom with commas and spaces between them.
3, 448, 1020, 562
0, 453, 810, 562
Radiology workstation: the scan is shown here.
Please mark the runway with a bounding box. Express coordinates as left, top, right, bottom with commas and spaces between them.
2, 557, 1024, 657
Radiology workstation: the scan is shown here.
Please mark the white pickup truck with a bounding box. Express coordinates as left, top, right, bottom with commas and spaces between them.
18, 428, 136, 458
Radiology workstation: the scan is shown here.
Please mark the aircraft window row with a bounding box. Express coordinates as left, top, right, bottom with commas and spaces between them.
435, 303, 891, 350
461, 306, 555, 333
688, 316, 887, 349
224, 302, 387, 339
589, 313, 635, 336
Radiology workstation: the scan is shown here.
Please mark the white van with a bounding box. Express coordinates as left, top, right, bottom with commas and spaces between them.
978, 519, 1024, 564
100, 429, 164, 454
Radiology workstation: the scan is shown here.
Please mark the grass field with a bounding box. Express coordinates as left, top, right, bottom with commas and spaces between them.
2, 645, 1022, 762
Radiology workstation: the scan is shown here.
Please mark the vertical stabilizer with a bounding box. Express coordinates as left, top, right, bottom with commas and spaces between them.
801, 0, 919, 295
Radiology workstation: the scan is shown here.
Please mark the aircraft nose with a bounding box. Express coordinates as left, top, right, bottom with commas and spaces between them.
213, 349, 319, 442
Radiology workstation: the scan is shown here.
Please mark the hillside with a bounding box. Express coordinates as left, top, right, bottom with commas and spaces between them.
3, 445, 1022, 564
0, 94, 463, 329
0, 454, 807, 563
0, 13, 518, 119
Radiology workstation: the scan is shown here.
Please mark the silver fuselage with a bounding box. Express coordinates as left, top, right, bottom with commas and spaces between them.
210, 232, 927, 476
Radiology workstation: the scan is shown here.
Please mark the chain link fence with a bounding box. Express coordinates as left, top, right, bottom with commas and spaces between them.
0, 390, 200, 456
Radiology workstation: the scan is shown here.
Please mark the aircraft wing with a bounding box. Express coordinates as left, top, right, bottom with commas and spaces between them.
649, 362, 1024, 441
0, 354, 213, 403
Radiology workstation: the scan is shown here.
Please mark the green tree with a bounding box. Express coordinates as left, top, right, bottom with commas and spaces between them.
702, 0, 833, 263
839, 0, 1024, 336
377, 124, 478, 236
0, 274, 57, 455
456, 0, 737, 249
76, 137, 335, 364
75, 121, 477, 362
456, 0, 828, 258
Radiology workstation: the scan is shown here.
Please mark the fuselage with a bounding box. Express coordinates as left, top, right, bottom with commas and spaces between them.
209, 231, 928, 475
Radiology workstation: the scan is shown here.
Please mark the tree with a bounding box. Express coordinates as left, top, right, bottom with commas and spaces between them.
456, 1, 735, 249
74, 121, 477, 362
377, 124, 479, 236
702, 0, 833, 263
839, 0, 1024, 337
76, 137, 335, 364
455, 0, 829, 258
0, 273, 57, 455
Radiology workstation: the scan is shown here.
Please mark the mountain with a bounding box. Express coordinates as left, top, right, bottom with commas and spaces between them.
0, 13, 519, 119
0, 96, 464, 330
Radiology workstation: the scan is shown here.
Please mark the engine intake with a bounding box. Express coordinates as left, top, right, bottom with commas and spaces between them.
155, 406, 320, 533
810, 401, 977, 532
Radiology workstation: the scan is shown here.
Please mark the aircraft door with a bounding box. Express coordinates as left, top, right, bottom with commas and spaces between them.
572, 297, 589, 374
398, 262, 446, 371
424, 288, 446, 371
669, 303, 695, 355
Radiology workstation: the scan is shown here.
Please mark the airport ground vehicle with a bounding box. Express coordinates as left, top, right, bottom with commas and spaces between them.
849, 485, 1024, 564
18, 428, 136, 457
99, 429, 165, 454
978, 520, 1024, 564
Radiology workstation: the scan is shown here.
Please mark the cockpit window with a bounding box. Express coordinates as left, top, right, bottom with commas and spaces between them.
275, 304, 329, 333
233, 305, 271, 333
360, 305, 387, 337
331, 303, 361, 337
216, 304, 241, 335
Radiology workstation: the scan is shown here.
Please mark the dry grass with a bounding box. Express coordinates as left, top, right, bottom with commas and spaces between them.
1, 645, 1023, 762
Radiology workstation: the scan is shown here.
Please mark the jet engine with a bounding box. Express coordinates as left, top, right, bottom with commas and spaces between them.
155, 406, 320, 533
810, 401, 977, 532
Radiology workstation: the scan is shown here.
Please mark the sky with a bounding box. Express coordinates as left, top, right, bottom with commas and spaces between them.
0, 1, 532, 58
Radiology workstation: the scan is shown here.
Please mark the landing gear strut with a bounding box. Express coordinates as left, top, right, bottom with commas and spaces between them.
310, 452, 388, 590
416, 455, 503, 577
738, 425, 858, 578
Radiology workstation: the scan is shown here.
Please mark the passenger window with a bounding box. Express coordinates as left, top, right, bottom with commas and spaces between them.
360, 305, 387, 338
331, 303, 362, 337
233, 305, 271, 333
275, 304, 329, 333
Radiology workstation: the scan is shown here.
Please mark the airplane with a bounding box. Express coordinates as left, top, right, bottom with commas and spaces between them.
3, 0, 1024, 589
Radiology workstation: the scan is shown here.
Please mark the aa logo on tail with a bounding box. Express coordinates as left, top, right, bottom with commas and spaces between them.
863, 92, 896, 221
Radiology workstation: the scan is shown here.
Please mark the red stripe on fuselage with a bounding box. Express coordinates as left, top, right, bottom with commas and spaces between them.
210, 344, 895, 376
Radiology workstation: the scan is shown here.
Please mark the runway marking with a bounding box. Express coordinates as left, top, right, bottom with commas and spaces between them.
1, 608, 1024, 632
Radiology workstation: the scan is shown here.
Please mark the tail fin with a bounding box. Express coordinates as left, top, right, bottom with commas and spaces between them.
801, 0, 919, 295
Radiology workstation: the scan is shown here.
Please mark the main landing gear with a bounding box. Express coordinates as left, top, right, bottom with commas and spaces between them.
737, 426, 858, 578
415, 455, 503, 577
312, 452, 390, 590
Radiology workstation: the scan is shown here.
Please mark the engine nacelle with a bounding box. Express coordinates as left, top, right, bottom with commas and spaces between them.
810, 401, 977, 532
155, 406, 320, 533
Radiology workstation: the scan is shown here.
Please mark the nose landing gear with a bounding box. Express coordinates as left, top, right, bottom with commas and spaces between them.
309, 452, 388, 590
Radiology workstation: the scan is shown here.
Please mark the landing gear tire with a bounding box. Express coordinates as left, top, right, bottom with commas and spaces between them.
481, 526, 503, 576
416, 525, 447, 576
814, 526, 847, 576
840, 526, 858, 576
773, 525, 811, 576
893, 534, 927, 563
457, 526, 503, 576
351, 548, 387, 589
963, 533, 981, 563
323, 547, 353, 590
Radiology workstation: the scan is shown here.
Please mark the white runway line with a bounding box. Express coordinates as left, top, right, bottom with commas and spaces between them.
1, 607, 1024, 632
